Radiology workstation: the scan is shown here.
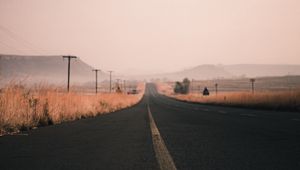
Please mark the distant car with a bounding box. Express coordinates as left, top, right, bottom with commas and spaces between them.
127, 89, 138, 94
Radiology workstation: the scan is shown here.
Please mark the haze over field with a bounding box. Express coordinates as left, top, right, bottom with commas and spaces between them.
1, 0, 300, 75
2, 54, 300, 84
0, 55, 97, 84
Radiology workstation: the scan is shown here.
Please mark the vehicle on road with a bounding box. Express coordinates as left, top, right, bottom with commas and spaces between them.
127, 89, 138, 94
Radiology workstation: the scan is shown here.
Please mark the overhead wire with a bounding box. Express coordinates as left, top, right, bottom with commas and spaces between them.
0, 24, 45, 54
0, 39, 23, 53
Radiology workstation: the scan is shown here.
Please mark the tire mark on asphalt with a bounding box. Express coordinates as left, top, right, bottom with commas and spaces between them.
218, 110, 228, 114
291, 118, 300, 121
240, 113, 257, 117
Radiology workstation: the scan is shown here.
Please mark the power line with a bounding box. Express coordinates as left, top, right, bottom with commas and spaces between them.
0, 40, 23, 53
0, 25, 37, 51
0, 24, 44, 54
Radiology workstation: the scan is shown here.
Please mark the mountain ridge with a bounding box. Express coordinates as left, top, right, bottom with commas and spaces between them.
0, 54, 106, 86
127, 64, 300, 81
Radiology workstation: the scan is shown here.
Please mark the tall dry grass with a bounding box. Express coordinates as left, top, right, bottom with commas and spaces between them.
156, 82, 300, 111
0, 83, 145, 135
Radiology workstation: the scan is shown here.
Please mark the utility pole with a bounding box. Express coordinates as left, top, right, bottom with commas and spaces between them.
108, 71, 113, 93
250, 78, 255, 94
287, 72, 292, 92
123, 80, 126, 92
115, 78, 121, 93
63, 55, 77, 92
116, 78, 121, 88
215, 83, 218, 96
92, 69, 101, 94
191, 79, 194, 93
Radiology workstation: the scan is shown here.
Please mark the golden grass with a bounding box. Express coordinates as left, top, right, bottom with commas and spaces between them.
156, 82, 300, 111
0, 83, 145, 135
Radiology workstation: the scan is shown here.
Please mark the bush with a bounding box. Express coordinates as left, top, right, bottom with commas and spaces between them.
174, 78, 190, 94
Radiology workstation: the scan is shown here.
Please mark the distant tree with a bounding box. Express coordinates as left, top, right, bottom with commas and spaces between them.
174, 78, 191, 94
174, 81, 183, 94
182, 78, 191, 94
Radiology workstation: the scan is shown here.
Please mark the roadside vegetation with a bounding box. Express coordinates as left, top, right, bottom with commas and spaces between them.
174, 78, 190, 94
0, 83, 145, 136
157, 82, 300, 112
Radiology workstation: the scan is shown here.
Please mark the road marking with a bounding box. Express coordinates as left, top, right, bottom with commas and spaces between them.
218, 111, 227, 114
240, 113, 256, 117
14, 133, 29, 136
147, 104, 177, 170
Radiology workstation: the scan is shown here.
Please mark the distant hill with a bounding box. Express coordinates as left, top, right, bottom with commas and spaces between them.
0, 54, 105, 86
223, 64, 300, 77
130, 64, 300, 81
157, 65, 232, 80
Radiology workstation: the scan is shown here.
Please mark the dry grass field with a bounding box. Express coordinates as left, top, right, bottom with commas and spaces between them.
0, 83, 145, 135
157, 82, 300, 112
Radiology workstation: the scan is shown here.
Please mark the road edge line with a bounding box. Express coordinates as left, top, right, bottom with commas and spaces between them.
147, 103, 177, 170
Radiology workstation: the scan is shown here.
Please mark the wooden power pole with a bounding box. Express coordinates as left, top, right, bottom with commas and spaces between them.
108, 71, 113, 93
215, 83, 218, 96
123, 80, 126, 92
250, 78, 255, 94
63, 55, 77, 92
92, 69, 101, 94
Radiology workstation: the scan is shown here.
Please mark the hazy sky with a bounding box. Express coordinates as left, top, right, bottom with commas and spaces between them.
0, 0, 300, 74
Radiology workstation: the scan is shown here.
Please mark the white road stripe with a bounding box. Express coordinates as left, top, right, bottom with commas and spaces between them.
147, 103, 177, 170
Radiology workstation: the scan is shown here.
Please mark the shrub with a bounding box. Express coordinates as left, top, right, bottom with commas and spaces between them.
174, 78, 190, 94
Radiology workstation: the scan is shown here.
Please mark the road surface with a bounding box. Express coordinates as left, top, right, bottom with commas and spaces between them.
0, 83, 300, 170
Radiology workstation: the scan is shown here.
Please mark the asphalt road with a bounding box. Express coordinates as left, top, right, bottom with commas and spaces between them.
1, 83, 300, 170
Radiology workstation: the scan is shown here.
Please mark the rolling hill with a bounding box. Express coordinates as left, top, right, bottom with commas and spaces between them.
0, 54, 105, 86
129, 64, 300, 81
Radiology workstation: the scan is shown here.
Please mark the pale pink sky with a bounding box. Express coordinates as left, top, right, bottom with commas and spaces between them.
0, 0, 300, 74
